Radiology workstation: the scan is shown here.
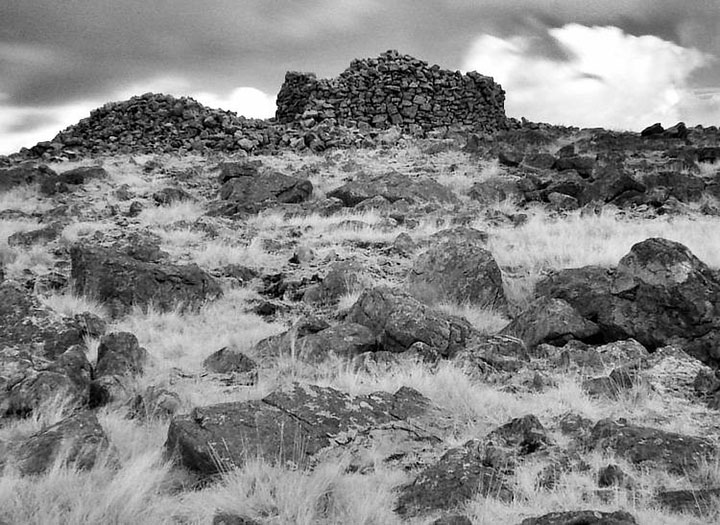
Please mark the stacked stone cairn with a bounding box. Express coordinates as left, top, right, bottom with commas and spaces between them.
19, 50, 507, 160
276, 49, 507, 135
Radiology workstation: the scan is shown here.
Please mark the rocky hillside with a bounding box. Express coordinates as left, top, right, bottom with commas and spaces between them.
1, 52, 720, 524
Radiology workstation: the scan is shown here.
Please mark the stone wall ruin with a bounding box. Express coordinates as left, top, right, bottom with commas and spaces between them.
276, 50, 507, 135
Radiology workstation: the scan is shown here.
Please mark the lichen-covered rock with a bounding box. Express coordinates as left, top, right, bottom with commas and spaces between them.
70, 245, 222, 317
217, 170, 313, 214
346, 286, 474, 357
537, 238, 720, 367
500, 297, 599, 349
406, 239, 506, 310
395, 439, 514, 517
327, 171, 457, 208
519, 510, 638, 525
165, 383, 435, 476
655, 488, 720, 517
7, 411, 110, 475
587, 418, 715, 474
302, 261, 364, 305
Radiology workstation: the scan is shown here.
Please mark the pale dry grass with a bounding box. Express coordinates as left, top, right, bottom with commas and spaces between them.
0, 184, 52, 214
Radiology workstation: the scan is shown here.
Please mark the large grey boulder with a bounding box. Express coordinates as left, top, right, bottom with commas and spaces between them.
71, 245, 222, 317
536, 238, 720, 367
216, 170, 312, 214
165, 383, 435, 477
406, 238, 506, 310
327, 171, 457, 207
5, 411, 110, 475
346, 286, 474, 357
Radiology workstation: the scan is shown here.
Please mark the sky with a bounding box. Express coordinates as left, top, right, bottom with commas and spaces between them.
2, 1, 720, 155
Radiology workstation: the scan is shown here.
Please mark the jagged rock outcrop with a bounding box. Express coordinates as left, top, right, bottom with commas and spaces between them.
537, 238, 720, 367
276, 50, 506, 135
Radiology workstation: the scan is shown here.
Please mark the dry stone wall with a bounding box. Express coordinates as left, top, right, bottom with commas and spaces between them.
276, 50, 507, 134
16, 51, 507, 160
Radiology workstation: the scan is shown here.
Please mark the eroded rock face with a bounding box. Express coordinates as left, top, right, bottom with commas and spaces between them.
536, 238, 720, 366
346, 286, 474, 357
406, 239, 506, 310
587, 419, 715, 474
70, 245, 222, 317
165, 383, 436, 476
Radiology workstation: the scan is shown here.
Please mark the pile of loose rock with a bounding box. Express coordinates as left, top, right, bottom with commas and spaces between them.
276, 49, 507, 135
16, 50, 508, 161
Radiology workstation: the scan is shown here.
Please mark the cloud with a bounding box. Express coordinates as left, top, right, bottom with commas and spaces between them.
463, 24, 714, 129
193, 87, 276, 119
0, 102, 97, 155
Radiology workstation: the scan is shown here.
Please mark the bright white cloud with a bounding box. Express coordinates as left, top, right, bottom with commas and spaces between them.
463, 24, 717, 130
193, 87, 276, 119
0, 102, 97, 155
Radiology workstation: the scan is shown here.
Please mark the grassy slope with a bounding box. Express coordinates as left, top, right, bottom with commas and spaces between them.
1, 139, 719, 524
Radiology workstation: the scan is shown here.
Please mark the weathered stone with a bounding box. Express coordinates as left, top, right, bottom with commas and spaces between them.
536, 238, 720, 367
302, 261, 363, 305
500, 297, 599, 349
328, 171, 457, 207
295, 323, 378, 362
152, 187, 194, 205
346, 286, 474, 357
587, 419, 715, 474
203, 347, 257, 375
71, 245, 222, 317
0, 282, 90, 359
165, 383, 434, 476
656, 488, 720, 517
519, 510, 638, 525
395, 440, 514, 517
406, 239, 506, 310
8, 411, 110, 475
218, 170, 312, 213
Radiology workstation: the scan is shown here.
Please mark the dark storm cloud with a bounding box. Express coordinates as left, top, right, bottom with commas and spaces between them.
1, 0, 719, 108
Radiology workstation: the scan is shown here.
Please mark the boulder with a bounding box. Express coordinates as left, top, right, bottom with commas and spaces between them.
217, 170, 312, 213
152, 187, 194, 205
587, 418, 715, 474
656, 488, 720, 517
395, 439, 514, 517
302, 261, 364, 305
346, 286, 474, 357
3, 345, 92, 416
7, 411, 110, 475
643, 170, 705, 202
519, 510, 638, 525
165, 383, 435, 476
536, 238, 720, 367
641, 122, 664, 137
581, 164, 646, 205
327, 171, 457, 207
499, 297, 600, 349
0, 164, 56, 191
70, 245, 222, 317
406, 239, 507, 310
294, 323, 378, 362
0, 281, 99, 359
